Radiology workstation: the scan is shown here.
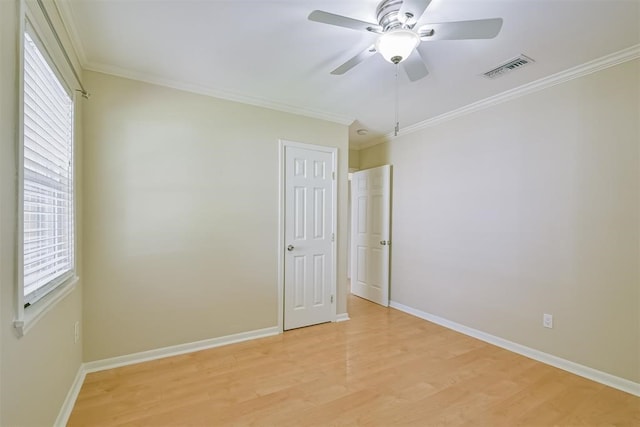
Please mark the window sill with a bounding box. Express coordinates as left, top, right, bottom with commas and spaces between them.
14, 276, 79, 338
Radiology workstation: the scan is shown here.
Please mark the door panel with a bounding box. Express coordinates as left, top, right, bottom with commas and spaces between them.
284, 145, 335, 330
313, 254, 325, 305
313, 188, 325, 238
293, 256, 305, 308
351, 165, 391, 306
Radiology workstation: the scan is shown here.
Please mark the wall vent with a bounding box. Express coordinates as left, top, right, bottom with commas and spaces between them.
483, 55, 535, 79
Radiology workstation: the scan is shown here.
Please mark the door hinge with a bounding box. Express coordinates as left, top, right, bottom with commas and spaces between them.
332, 171, 335, 180
331, 295, 334, 303
331, 233, 335, 242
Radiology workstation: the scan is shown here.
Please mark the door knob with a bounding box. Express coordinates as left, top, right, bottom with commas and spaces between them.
380, 241, 386, 245
287, 245, 294, 251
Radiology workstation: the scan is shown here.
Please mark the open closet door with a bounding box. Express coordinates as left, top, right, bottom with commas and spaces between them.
350, 165, 391, 306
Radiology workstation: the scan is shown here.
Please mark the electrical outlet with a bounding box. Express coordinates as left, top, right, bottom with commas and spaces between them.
74, 321, 80, 343
543, 313, 553, 329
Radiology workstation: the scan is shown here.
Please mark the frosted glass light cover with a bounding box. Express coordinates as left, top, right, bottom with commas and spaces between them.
375, 29, 420, 63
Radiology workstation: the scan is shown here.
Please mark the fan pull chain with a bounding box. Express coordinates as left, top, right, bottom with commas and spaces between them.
394, 63, 400, 137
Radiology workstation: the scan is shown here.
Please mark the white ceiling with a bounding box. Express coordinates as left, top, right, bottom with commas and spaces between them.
58, 0, 640, 148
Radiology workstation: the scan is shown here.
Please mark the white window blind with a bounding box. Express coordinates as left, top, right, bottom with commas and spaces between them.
23, 28, 75, 306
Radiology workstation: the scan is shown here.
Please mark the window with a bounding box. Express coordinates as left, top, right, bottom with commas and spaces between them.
21, 25, 75, 308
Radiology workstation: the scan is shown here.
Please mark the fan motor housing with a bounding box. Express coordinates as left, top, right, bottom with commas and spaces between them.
376, 0, 404, 31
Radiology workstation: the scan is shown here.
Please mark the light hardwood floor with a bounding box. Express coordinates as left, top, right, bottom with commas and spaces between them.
69, 295, 639, 426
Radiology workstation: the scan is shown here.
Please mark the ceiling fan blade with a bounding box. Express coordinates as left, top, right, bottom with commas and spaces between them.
402, 50, 429, 82
418, 18, 503, 41
308, 10, 382, 33
398, 0, 433, 26
331, 45, 377, 75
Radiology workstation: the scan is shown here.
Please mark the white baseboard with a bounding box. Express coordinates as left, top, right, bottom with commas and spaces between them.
54, 363, 86, 427
390, 300, 640, 397
83, 326, 280, 373
56, 326, 280, 425
336, 313, 350, 322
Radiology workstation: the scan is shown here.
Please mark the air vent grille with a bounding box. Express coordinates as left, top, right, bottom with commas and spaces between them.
483, 55, 535, 79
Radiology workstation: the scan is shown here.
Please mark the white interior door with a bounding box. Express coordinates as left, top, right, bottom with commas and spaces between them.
351, 165, 391, 306
283, 143, 336, 330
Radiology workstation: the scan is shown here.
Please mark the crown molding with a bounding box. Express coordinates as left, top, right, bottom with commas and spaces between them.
54, 1, 353, 125
83, 61, 354, 126
53, 0, 87, 66
357, 44, 640, 150
45, 2, 640, 139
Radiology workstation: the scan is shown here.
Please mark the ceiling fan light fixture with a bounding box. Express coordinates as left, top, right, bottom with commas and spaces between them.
375, 29, 420, 64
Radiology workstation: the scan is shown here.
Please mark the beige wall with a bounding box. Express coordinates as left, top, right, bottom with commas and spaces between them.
349, 148, 360, 170
0, 1, 84, 425
82, 71, 349, 361
359, 59, 640, 382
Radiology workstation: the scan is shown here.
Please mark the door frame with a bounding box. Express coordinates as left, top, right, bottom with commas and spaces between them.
277, 139, 338, 333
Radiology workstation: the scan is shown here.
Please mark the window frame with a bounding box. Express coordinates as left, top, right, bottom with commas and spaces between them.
14, 8, 79, 338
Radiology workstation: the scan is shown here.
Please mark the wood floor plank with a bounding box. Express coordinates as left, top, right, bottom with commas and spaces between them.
68, 295, 639, 426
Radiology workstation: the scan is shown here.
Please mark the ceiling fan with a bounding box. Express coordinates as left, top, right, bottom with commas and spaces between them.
309, 0, 503, 81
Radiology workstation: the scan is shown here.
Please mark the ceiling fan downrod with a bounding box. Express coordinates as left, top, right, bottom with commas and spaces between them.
394, 62, 400, 137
